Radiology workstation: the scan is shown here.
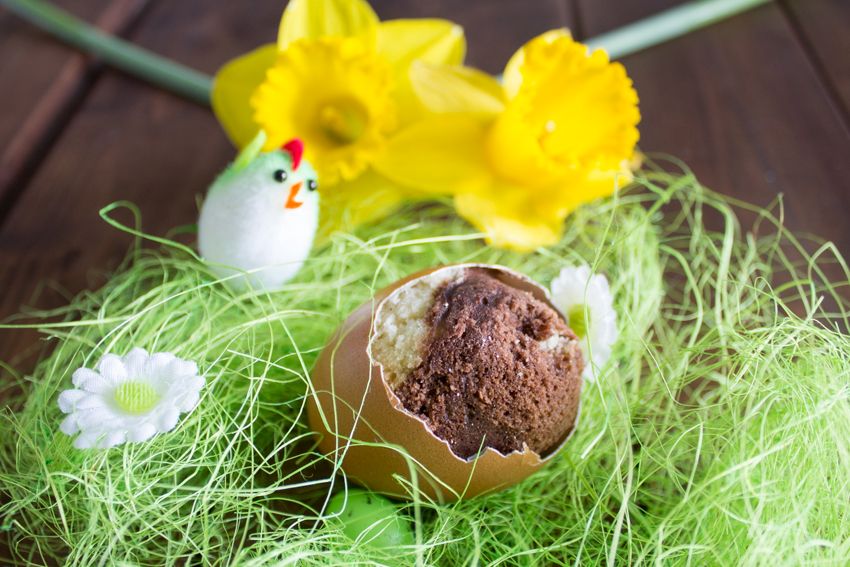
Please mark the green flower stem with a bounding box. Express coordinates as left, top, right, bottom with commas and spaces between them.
586, 0, 773, 60
0, 0, 212, 105
1, 0, 770, 106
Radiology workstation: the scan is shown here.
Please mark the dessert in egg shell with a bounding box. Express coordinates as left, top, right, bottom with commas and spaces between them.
309, 264, 584, 502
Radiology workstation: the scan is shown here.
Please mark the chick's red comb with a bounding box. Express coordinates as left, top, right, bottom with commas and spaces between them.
282, 138, 304, 170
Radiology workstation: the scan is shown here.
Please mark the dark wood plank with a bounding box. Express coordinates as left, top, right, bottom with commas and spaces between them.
579, 0, 850, 273
577, 0, 682, 34
783, 0, 850, 124
0, 0, 109, 153
0, 0, 152, 224
0, 0, 568, 367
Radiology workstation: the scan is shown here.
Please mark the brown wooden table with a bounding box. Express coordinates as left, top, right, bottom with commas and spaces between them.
1, 0, 849, 371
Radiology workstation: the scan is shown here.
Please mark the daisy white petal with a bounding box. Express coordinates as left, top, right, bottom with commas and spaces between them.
98, 430, 126, 449
96, 354, 128, 382
72, 368, 100, 388
123, 348, 150, 380
166, 359, 199, 385
127, 423, 157, 444
157, 360, 183, 385
179, 391, 201, 413
74, 429, 103, 449
76, 373, 112, 394
175, 360, 199, 377
70, 394, 110, 412
179, 375, 206, 394
147, 352, 175, 375
75, 407, 119, 430
97, 417, 136, 433
550, 266, 619, 382
57, 389, 88, 413
156, 407, 181, 433
57, 349, 205, 449
60, 414, 80, 435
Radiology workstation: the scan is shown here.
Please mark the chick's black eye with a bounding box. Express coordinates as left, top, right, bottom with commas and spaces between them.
308, 180, 318, 191
273, 169, 287, 183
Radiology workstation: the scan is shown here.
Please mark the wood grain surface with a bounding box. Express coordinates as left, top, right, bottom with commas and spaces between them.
0, 0, 108, 153
582, 1, 850, 247
0, 0, 848, 371
785, 0, 850, 116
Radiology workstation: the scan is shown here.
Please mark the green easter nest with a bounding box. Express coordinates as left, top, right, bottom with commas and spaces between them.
1, 158, 849, 566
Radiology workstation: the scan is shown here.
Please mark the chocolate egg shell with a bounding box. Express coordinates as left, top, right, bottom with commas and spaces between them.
308, 264, 581, 502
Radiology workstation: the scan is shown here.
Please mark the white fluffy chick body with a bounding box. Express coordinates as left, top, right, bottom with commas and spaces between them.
198, 141, 319, 292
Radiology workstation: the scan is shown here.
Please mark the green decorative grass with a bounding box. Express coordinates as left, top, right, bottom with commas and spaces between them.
1, 159, 849, 566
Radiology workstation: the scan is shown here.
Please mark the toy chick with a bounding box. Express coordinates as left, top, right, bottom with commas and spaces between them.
198, 131, 319, 291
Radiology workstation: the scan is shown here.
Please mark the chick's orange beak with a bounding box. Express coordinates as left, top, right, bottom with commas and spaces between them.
284, 182, 304, 209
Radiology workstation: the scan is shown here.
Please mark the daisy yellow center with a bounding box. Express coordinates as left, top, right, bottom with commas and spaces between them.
251, 37, 395, 184
114, 381, 160, 414
567, 305, 589, 340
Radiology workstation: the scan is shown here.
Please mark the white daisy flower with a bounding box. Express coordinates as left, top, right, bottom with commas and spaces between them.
550, 266, 618, 382
58, 348, 205, 449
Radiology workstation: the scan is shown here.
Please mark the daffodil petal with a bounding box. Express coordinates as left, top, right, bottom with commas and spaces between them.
454, 182, 562, 251
409, 62, 506, 118
375, 19, 467, 128
376, 19, 465, 69
388, 82, 426, 131
317, 168, 408, 237
370, 20, 465, 128
372, 115, 491, 195
502, 28, 570, 100
278, 0, 379, 51
540, 166, 635, 220
212, 44, 277, 149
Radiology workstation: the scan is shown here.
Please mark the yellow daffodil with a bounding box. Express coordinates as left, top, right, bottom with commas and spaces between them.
371, 30, 641, 250
212, 0, 465, 234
